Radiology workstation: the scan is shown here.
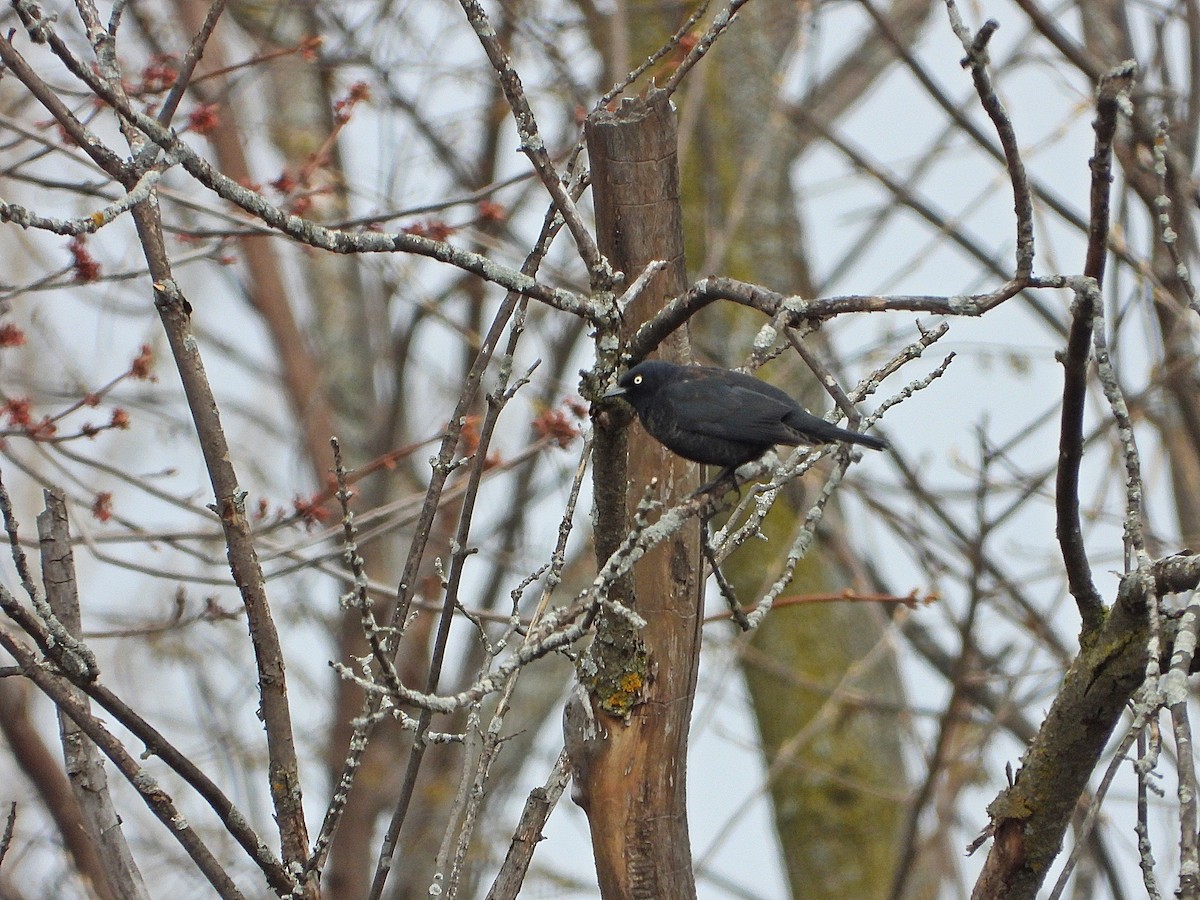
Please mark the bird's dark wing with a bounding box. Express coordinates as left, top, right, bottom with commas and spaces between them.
660, 368, 888, 450
659, 377, 796, 445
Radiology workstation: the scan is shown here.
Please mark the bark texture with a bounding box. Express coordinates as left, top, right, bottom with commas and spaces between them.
568, 92, 703, 900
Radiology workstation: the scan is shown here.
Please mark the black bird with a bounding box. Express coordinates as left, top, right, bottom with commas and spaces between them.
605, 360, 888, 483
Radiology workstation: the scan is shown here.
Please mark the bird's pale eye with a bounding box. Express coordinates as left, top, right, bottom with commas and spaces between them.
633, 375, 643, 385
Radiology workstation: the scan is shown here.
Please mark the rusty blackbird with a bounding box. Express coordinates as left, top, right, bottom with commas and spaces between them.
604, 360, 888, 483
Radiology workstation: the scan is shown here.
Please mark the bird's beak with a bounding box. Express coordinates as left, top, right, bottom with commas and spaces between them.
602, 384, 627, 400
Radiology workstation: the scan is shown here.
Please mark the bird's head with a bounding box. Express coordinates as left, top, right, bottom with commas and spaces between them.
603, 360, 679, 408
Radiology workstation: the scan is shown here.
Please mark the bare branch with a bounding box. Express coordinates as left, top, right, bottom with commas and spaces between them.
661, 0, 751, 96
943, 9, 1036, 278
455, 0, 613, 286
626, 274, 1036, 364
0, 803, 14, 870
0, 27, 595, 320
972, 554, 1200, 899
38, 489, 149, 900
0, 624, 250, 900
153, 0, 229, 128
1055, 64, 1136, 635
483, 751, 571, 900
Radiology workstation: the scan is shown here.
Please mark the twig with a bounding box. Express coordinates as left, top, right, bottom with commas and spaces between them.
313, 141, 587, 895
440, 440, 594, 898
305, 440, 468, 889
891, 433, 993, 900
711, 328, 951, 574
0, 560, 301, 892
791, 101, 1068, 326
455, 0, 613, 287
0, 622, 251, 899
154, 0, 229, 129
1164, 600, 1200, 897
2, 8, 314, 872
662, 0, 751, 96
701, 522, 750, 631
944, 9, 1036, 279
0, 468, 98, 681
1044, 690, 1158, 900
142, 261, 313, 875
742, 454, 851, 629
332, 485, 755, 717
381, 174, 583, 645
1150, 119, 1199, 315
367, 162, 583, 900
76, 635, 294, 888
598, 0, 711, 106
786, 331, 862, 425
701, 591, 930, 624
366, 350, 542, 900
1089, 278, 1148, 561
0, 802, 15, 870
0, 30, 128, 175
429, 704, 483, 899
483, 751, 571, 900
0, 26, 595, 322
1136, 728, 1166, 900
1054, 63, 1135, 634
0, 166, 168, 235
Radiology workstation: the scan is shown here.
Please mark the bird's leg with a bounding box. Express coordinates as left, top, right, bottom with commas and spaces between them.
695, 465, 739, 497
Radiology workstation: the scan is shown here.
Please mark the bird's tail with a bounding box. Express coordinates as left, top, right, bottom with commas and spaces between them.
842, 430, 889, 451
802, 418, 889, 450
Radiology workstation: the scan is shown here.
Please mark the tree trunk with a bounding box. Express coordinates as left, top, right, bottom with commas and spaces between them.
567, 91, 702, 900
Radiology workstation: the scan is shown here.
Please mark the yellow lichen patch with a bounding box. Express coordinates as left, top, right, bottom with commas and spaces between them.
619, 672, 643, 694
